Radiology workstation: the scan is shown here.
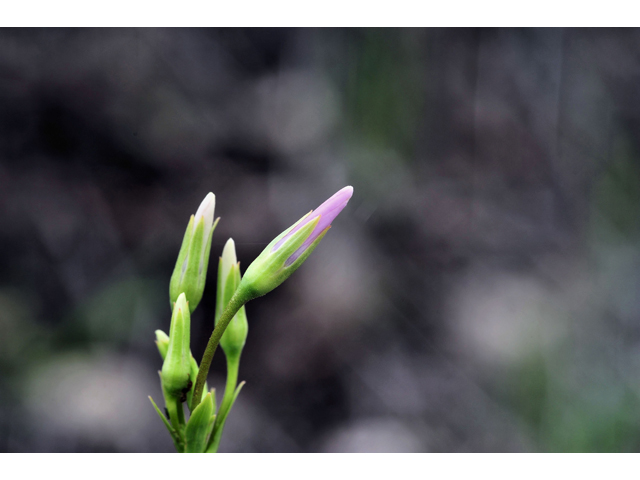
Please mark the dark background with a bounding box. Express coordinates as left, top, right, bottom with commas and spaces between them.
1, 28, 640, 452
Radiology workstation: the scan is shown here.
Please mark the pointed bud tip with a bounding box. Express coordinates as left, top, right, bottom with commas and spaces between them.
339, 185, 354, 198
155, 329, 169, 342
222, 238, 237, 263
221, 237, 237, 278
174, 292, 188, 312
328, 186, 353, 212
194, 192, 216, 223
304, 185, 353, 240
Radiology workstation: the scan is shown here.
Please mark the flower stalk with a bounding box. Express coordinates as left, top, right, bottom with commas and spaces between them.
191, 286, 249, 411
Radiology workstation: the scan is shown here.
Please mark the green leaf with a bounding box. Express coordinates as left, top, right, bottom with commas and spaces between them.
205, 381, 245, 453
185, 392, 215, 453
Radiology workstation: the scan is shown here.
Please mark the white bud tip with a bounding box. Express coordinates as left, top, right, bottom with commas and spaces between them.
194, 192, 216, 224
221, 238, 237, 274
175, 292, 188, 310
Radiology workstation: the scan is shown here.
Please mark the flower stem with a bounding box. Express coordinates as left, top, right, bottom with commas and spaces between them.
220, 354, 239, 422
191, 289, 247, 410
208, 353, 240, 452
163, 394, 186, 451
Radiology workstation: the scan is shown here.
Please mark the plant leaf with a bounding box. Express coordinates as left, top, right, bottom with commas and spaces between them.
185, 392, 215, 453
149, 396, 183, 453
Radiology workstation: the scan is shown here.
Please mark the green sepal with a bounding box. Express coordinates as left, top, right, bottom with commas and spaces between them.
262, 211, 314, 253
215, 238, 240, 325
205, 381, 246, 453
183, 217, 219, 313
185, 392, 215, 453
169, 215, 195, 308
169, 213, 219, 314
149, 395, 184, 453
161, 293, 191, 397
197, 216, 219, 307
283, 227, 329, 273
215, 254, 231, 325
183, 217, 205, 304
239, 215, 320, 300
221, 266, 239, 322
220, 304, 248, 358
220, 265, 248, 358
157, 328, 206, 412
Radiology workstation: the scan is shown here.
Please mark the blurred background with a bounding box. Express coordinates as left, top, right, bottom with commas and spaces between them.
1, 28, 639, 452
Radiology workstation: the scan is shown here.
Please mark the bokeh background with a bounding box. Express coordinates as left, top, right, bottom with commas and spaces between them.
1, 28, 640, 452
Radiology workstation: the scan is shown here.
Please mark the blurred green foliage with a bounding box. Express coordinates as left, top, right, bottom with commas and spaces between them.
65, 276, 165, 347
505, 130, 640, 452
345, 29, 425, 158
342, 29, 426, 201
0, 288, 42, 370
591, 137, 640, 244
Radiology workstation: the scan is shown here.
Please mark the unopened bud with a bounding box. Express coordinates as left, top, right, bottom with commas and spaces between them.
240, 186, 353, 299
217, 239, 248, 358
155, 329, 170, 359
161, 293, 192, 398
169, 192, 218, 312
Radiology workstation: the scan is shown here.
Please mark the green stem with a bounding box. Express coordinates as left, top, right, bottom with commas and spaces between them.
208, 354, 240, 452
164, 394, 186, 451
192, 289, 247, 410
220, 354, 239, 421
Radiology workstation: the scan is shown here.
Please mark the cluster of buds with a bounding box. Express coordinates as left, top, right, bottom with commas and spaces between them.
150, 186, 353, 453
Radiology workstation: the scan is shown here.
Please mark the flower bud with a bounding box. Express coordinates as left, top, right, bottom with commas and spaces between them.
157, 329, 207, 410
155, 329, 170, 359
239, 186, 353, 300
169, 192, 218, 313
217, 239, 248, 358
161, 293, 192, 398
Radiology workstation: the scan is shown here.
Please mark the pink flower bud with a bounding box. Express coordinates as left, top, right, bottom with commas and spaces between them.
239, 186, 354, 300
273, 186, 353, 265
